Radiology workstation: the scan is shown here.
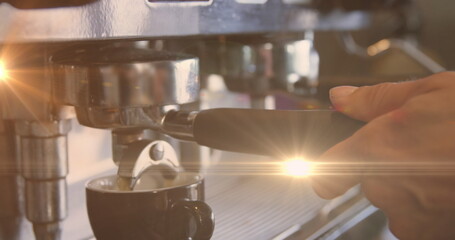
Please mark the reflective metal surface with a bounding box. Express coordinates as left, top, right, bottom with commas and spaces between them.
117, 140, 180, 184
16, 120, 71, 240
161, 110, 197, 141
74, 107, 160, 129
14, 121, 72, 138
52, 47, 199, 108
339, 32, 446, 74
111, 129, 148, 166
24, 180, 66, 224
0, 120, 26, 240
276, 34, 320, 95
0, 46, 73, 239
221, 42, 274, 96
0, 48, 73, 122
0, 0, 369, 43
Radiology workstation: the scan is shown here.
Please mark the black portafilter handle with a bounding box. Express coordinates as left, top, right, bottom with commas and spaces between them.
162, 109, 365, 158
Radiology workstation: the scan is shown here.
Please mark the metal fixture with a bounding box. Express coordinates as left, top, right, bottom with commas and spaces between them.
0, 48, 74, 240
0, 0, 371, 42
51, 46, 199, 110
220, 41, 275, 108
275, 32, 320, 95
15, 120, 71, 240
111, 129, 148, 166
117, 140, 180, 188
51, 46, 199, 182
0, 120, 24, 240
339, 32, 446, 74
217, 33, 320, 108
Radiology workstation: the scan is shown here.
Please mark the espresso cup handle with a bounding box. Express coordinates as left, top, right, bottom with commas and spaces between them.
170, 200, 215, 240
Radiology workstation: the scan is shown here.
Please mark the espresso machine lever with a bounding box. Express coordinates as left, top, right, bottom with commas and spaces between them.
161, 108, 365, 158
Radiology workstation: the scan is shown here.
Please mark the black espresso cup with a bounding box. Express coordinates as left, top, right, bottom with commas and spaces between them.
86, 172, 214, 240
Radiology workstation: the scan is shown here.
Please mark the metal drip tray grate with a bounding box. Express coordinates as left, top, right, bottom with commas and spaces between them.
206, 174, 327, 240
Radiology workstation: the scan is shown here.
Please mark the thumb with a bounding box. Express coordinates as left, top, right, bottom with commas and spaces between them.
330, 81, 423, 122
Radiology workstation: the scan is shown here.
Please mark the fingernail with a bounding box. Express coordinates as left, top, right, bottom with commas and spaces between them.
330, 86, 358, 100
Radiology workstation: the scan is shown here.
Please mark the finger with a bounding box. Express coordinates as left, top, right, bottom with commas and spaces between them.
361, 177, 419, 213
310, 111, 402, 199
388, 209, 455, 240
330, 80, 424, 122
310, 137, 362, 199
393, 176, 455, 211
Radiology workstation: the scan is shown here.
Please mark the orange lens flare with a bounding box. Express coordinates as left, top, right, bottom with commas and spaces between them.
283, 159, 313, 177
0, 61, 7, 81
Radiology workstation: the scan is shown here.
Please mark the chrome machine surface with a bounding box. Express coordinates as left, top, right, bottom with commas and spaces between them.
0, 0, 370, 42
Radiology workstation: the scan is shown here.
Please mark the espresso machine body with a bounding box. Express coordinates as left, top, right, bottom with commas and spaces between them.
0, 0, 418, 239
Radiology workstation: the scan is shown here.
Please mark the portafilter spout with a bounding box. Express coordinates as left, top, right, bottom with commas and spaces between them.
161, 108, 364, 158
116, 140, 181, 189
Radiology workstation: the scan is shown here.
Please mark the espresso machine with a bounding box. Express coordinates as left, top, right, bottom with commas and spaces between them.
0, 0, 442, 239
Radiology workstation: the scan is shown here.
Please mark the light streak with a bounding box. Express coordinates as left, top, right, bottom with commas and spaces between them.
184, 159, 455, 176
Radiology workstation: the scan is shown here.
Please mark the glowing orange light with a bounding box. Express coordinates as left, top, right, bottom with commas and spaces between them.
0, 61, 7, 81
367, 39, 391, 56
283, 158, 313, 177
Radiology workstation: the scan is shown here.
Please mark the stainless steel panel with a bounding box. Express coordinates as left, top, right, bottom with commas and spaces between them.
0, 0, 369, 43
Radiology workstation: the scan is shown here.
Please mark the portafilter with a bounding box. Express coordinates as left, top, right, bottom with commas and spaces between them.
51, 45, 364, 159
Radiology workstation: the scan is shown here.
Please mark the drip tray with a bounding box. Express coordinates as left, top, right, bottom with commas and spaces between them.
205, 153, 327, 240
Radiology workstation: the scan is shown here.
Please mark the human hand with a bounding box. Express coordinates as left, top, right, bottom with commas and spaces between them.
311, 72, 455, 239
